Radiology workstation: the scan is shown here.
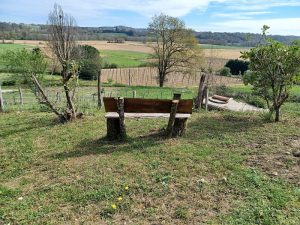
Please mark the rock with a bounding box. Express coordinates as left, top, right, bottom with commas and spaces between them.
292, 151, 300, 157
272, 172, 278, 176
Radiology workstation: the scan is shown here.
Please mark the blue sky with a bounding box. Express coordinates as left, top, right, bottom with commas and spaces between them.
1, 0, 300, 35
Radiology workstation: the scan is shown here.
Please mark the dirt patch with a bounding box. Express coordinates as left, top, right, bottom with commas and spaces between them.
246, 136, 300, 186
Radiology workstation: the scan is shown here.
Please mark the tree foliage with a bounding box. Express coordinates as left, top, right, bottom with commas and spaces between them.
241, 33, 300, 122
225, 59, 249, 75
78, 45, 101, 80
148, 14, 202, 87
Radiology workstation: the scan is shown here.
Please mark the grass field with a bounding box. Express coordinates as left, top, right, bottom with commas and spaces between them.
101, 50, 150, 68
1, 70, 300, 224
0, 43, 31, 54
1, 106, 300, 224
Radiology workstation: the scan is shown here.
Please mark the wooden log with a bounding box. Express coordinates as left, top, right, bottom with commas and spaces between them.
0, 85, 4, 112
107, 118, 120, 141
116, 97, 127, 139
172, 118, 188, 137
166, 100, 179, 137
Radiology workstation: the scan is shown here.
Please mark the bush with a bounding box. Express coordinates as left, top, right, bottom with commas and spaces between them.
102, 62, 118, 69
2, 80, 16, 86
245, 95, 266, 108
219, 67, 231, 76
215, 85, 230, 96
225, 59, 249, 75
78, 45, 101, 80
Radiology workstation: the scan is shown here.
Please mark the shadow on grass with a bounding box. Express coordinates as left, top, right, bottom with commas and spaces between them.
0, 115, 58, 138
52, 131, 166, 160
186, 112, 265, 141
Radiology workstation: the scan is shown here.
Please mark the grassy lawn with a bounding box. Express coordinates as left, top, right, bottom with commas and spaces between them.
1, 71, 300, 224
1, 108, 300, 224
101, 50, 151, 68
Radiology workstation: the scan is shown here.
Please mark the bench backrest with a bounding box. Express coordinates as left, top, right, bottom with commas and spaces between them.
103, 97, 193, 114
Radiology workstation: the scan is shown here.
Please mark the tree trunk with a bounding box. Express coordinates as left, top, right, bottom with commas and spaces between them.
275, 107, 280, 122
172, 118, 188, 137
116, 97, 126, 139
97, 71, 102, 109
195, 74, 206, 109
63, 84, 77, 120
159, 71, 165, 87
31, 75, 65, 120
166, 100, 179, 137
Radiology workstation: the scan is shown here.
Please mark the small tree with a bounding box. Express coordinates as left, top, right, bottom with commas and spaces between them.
78, 45, 101, 80
1, 48, 64, 118
48, 4, 81, 121
148, 14, 201, 87
242, 34, 300, 122
225, 59, 249, 75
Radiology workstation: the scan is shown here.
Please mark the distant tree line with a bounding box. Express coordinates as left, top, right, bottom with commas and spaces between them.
1, 22, 299, 46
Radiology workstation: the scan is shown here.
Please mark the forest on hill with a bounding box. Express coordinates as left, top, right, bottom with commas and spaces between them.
1, 21, 300, 47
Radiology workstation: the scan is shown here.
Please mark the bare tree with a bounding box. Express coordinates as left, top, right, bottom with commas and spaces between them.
48, 4, 81, 121
148, 14, 202, 87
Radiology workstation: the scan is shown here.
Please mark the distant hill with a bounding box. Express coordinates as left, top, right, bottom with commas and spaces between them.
1, 22, 300, 47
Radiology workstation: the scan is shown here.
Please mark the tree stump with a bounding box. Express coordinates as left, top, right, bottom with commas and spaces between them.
166, 100, 179, 137
107, 118, 121, 141
172, 118, 188, 137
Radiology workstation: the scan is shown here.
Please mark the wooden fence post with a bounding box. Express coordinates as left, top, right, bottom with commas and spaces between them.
0, 85, 4, 112
133, 91, 136, 98
19, 88, 23, 105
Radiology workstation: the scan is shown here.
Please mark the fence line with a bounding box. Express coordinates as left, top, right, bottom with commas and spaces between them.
101, 67, 242, 87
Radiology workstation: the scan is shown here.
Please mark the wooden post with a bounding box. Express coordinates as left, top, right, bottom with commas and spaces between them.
166, 100, 179, 137
0, 85, 4, 112
133, 91, 136, 98
19, 88, 23, 105
116, 97, 126, 139
173, 93, 181, 100
205, 87, 209, 111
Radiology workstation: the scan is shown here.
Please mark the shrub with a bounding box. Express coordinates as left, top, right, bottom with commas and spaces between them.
215, 85, 230, 96
219, 67, 231, 76
225, 59, 249, 75
78, 45, 101, 80
103, 62, 118, 69
2, 80, 16, 86
245, 95, 266, 108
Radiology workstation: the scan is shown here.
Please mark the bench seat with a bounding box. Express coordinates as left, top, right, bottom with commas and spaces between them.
105, 112, 191, 119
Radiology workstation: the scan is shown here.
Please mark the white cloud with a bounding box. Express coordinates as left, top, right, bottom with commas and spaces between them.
194, 17, 300, 35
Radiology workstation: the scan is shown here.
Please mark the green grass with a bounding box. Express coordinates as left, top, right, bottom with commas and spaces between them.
1, 108, 300, 224
101, 50, 151, 68
0, 43, 31, 55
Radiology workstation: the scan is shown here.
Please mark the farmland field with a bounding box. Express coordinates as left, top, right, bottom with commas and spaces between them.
11, 40, 243, 70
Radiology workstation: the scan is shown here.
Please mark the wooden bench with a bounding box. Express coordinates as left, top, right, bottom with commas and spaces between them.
103, 97, 193, 140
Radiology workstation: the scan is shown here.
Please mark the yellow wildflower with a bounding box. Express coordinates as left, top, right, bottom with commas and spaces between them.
111, 204, 117, 209
117, 197, 123, 201
125, 186, 129, 191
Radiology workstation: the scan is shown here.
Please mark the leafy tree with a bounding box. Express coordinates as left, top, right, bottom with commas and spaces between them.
241, 33, 300, 122
1, 48, 65, 117
148, 14, 202, 87
225, 59, 249, 75
78, 45, 101, 80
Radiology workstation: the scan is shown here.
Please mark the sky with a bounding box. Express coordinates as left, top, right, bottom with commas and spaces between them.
0, 0, 300, 35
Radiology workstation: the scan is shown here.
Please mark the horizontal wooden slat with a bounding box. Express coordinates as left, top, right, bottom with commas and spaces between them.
105, 112, 191, 119
103, 97, 193, 114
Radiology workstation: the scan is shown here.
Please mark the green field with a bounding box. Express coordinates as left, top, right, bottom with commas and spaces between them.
0, 43, 31, 54
101, 50, 151, 68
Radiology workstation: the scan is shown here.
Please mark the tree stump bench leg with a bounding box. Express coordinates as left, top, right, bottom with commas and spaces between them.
172, 118, 188, 137
107, 118, 121, 140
